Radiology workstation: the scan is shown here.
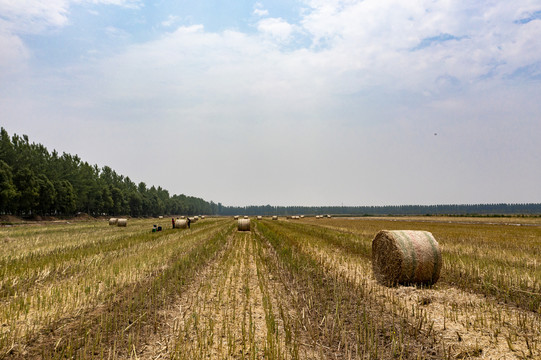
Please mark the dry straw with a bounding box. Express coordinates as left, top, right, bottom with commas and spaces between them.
117, 219, 128, 227
175, 219, 188, 229
238, 219, 250, 231
372, 230, 442, 286
108, 218, 118, 226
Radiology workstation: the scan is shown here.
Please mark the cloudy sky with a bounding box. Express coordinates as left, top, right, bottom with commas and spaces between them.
1, 0, 540, 207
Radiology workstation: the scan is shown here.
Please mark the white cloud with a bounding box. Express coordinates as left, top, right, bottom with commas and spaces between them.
257, 17, 296, 42
0, 0, 71, 33
253, 2, 269, 16
253, 8, 269, 17
0, 24, 29, 75
161, 15, 179, 28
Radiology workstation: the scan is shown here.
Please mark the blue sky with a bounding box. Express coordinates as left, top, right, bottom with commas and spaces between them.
1, 0, 541, 206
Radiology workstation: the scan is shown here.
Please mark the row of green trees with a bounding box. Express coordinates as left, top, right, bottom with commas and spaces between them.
0, 128, 214, 217
222, 203, 541, 216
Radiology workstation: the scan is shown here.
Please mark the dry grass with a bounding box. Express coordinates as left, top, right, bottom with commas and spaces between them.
1, 216, 539, 359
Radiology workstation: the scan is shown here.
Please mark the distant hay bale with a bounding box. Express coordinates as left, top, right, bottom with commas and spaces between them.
372, 230, 442, 286
180, 216, 185, 219
272, 216, 278, 220
300, 215, 304, 218
109, 218, 118, 225
201, 216, 205, 219
175, 219, 188, 229
158, 216, 163, 219
257, 216, 262, 220
244, 216, 249, 219
327, 215, 332, 218
194, 216, 199, 221
234, 215, 239, 220
117, 219, 128, 227
238, 219, 250, 231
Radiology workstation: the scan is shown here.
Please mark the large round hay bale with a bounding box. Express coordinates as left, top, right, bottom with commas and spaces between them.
243, 215, 249, 219
372, 230, 442, 286
175, 219, 188, 229
257, 216, 262, 220
234, 215, 239, 220
238, 219, 250, 231
109, 218, 118, 225
272, 216, 278, 220
117, 218, 128, 227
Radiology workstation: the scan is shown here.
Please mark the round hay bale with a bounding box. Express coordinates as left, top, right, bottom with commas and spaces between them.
372, 230, 442, 286
300, 215, 304, 218
158, 216, 163, 219
201, 216, 205, 219
180, 216, 185, 219
243, 215, 249, 219
257, 216, 262, 220
272, 216, 278, 220
175, 219, 188, 229
117, 219, 128, 227
109, 218, 118, 225
234, 215, 239, 220
238, 219, 250, 231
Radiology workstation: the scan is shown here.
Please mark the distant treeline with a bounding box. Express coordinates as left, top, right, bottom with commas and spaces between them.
0, 128, 216, 217
220, 203, 541, 216
1, 128, 540, 218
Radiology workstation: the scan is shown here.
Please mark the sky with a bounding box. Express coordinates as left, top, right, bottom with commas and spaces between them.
1, 0, 540, 207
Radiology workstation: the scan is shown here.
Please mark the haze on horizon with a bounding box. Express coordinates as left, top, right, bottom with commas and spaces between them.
1, 0, 540, 207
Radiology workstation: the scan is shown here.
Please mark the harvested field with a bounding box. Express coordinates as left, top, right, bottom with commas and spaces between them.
1, 216, 539, 359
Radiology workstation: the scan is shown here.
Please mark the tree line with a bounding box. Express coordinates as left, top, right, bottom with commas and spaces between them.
1, 128, 539, 218
221, 203, 541, 216
0, 128, 216, 217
